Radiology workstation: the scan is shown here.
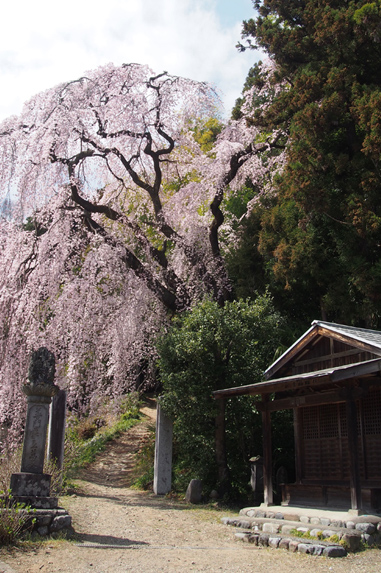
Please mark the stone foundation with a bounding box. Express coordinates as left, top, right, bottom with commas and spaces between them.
222, 507, 381, 557
30, 508, 73, 538
21, 508, 73, 538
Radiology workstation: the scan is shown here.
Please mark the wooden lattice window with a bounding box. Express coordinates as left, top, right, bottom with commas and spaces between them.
301, 404, 349, 481
362, 387, 381, 436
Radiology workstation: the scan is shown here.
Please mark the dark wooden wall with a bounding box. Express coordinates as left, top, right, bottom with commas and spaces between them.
289, 338, 377, 376
299, 386, 381, 484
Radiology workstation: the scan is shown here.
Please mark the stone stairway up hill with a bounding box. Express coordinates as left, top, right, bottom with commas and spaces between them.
221, 505, 381, 558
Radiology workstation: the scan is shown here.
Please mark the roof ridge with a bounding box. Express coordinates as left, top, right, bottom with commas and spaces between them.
312, 320, 381, 335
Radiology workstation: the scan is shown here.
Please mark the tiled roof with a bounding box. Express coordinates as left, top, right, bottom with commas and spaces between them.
213, 357, 381, 398
312, 320, 381, 350
264, 320, 381, 379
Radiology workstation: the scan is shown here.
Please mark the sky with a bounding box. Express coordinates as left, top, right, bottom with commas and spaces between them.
0, 0, 260, 122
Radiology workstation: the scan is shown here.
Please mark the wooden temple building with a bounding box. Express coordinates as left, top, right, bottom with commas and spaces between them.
213, 321, 381, 513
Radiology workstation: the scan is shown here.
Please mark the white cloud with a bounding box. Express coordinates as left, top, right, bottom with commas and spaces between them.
0, 0, 258, 120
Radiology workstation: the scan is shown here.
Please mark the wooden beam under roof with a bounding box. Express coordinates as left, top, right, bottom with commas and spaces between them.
213, 358, 381, 400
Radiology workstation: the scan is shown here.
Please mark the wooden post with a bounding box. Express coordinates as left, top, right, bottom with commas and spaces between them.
215, 397, 229, 493
346, 396, 362, 510
293, 407, 303, 484
262, 395, 273, 506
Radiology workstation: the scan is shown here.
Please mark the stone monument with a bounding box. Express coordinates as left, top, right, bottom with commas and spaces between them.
153, 402, 173, 495
47, 389, 67, 472
10, 347, 60, 509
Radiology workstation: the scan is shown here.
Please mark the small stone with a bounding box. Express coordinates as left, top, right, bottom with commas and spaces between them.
279, 538, 290, 550
300, 515, 310, 524
237, 519, 252, 529
258, 533, 270, 546
185, 479, 203, 504
341, 532, 362, 552
355, 522, 376, 535
263, 523, 280, 534
268, 536, 281, 548
320, 518, 331, 526
322, 529, 337, 538
235, 532, 250, 541
209, 490, 219, 500
311, 545, 325, 556
310, 528, 323, 537
346, 521, 355, 529
298, 543, 313, 554
266, 511, 275, 519
274, 512, 284, 520
281, 525, 295, 535
323, 545, 347, 558
361, 533, 375, 546
248, 534, 259, 545
288, 540, 299, 553
37, 526, 49, 536
50, 515, 71, 533
246, 509, 256, 517
331, 520, 343, 528
310, 517, 321, 525
256, 510, 266, 518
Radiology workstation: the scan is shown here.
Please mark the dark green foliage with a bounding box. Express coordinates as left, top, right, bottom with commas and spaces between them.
234, 1, 381, 326
23, 216, 47, 236
157, 296, 289, 498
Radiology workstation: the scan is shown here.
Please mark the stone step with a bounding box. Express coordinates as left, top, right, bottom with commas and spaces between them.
221, 510, 381, 555
232, 529, 348, 558
239, 507, 381, 535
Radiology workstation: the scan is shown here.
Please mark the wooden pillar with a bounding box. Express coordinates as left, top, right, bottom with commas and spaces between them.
346, 396, 362, 510
262, 395, 273, 506
215, 397, 229, 492
293, 407, 303, 484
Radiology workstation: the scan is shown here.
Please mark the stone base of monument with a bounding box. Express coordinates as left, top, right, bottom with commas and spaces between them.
11, 495, 59, 509
29, 508, 73, 538
10, 472, 58, 509
0, 498, 73, 538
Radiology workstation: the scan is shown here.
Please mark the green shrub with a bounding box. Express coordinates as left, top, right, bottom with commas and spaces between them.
0, 492, 35, 545
157, 295, 289, 498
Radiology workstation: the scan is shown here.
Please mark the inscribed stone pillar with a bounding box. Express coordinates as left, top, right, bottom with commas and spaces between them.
20, 348, 59, 473
153, 403, 173, 495
10, 347, 60, 508
21, 395, 52, 473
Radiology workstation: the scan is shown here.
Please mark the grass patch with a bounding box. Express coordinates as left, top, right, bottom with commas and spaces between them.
130, 422, 155, 490
290, 528, 314, 539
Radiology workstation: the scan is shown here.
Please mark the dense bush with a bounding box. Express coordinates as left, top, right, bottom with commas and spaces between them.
157, 295, 292, 499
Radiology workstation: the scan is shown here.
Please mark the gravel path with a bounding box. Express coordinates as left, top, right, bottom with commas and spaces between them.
1, 406, 380, 572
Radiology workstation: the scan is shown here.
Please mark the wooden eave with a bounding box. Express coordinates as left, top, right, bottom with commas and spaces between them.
264, 322, 381, 380
213, 357, 381, 400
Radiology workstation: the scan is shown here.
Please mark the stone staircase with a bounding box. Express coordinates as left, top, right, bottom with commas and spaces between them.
221, 506, 381, 558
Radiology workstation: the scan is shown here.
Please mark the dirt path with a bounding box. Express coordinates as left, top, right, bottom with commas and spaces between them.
1, 403, 380, 572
